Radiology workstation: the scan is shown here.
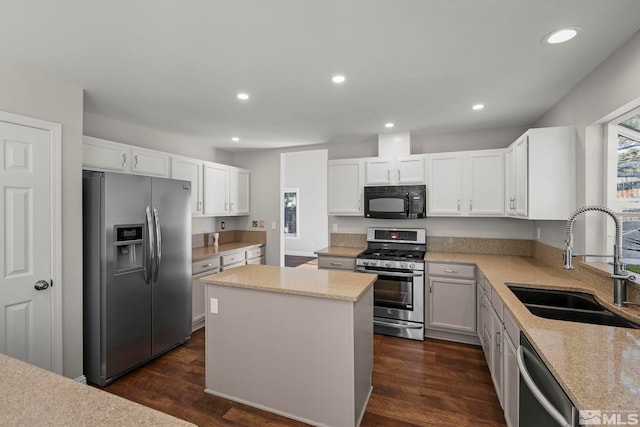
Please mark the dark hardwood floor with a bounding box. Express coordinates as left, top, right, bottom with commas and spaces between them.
101, 329, 506, 426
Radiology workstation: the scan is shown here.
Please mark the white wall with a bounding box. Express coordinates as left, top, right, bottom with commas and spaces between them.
282, 150, 328, 257
534, 30, 640, 252
0, 63, 84, 379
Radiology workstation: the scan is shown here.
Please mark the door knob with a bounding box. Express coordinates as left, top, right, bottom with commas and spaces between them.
34, 280, 50, 291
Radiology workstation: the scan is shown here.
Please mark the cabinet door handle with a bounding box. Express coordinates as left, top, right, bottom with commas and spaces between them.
397, 169, 401, 182
134, 154, 138, 168
457, 199, 461, 211
469, 199, 473, 212
387, 169, 390, 182
122, 153, 127, 168
496, 331, 501, 353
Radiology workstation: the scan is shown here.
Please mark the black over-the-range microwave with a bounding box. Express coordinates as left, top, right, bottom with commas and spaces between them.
364, 185, 427, 219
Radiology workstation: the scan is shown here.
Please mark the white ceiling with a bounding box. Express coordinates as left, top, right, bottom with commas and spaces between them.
1, 0, 640, 152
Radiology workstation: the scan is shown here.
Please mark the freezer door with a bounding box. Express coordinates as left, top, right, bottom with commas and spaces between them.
151, 177, 192, 356
103, 173, 153, 380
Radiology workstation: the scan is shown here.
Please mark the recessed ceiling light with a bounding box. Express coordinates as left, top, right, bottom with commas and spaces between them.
332, 75, 346, 84
472, 104, 485, 111
384, 122, 395, 128
237, 93, 250, 100
231, 137, 240, 142
543, 27, 581, 44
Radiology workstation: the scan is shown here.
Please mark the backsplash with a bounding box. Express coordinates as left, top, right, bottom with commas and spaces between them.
192, 230, 267, 248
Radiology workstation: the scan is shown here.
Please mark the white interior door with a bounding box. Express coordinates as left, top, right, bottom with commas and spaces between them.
0, 119, 55, 371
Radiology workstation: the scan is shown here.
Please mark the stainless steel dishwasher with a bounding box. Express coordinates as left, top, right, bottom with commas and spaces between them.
518, 333, 578, 427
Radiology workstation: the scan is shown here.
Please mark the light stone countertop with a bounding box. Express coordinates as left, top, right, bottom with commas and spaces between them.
0, 353, 194, 426
201, 264, 376, 302
314, 246, 365, 257
425, 252, 640, 412
192, 241, 264, 261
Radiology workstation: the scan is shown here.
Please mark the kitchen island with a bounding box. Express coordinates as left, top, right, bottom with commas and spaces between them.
201, 264, 376, 427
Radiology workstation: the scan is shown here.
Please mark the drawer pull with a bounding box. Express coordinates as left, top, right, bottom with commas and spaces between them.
444, 269, 459, 274
202, 263, 212, 268
330, 262, 342, 266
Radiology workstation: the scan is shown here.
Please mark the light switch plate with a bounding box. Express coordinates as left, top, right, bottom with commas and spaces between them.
210, 298, 219, 314
271, 221, 277, 230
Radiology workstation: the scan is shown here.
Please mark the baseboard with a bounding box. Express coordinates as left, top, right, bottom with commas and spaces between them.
424, 328, 481, 346
192, 315, 205, 332
74, 375, 87, 384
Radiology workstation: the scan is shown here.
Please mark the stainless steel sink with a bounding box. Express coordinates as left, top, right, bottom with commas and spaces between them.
507, 285, 640, 329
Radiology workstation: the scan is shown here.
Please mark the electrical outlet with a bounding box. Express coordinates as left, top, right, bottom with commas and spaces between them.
536, 228, 541, 240
210, 298, 219, 314
221, 221, 225, 230
259, 220, 265, 227
332, 224, 338, 232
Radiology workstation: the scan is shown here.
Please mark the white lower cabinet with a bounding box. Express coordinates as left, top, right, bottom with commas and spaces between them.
477, 269, 520, 426
502, 323, 519, 427
192, 256, 221, 331
426, 263, 477, 342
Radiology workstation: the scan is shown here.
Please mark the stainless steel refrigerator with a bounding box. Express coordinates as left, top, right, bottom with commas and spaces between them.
83, 170, 192, 386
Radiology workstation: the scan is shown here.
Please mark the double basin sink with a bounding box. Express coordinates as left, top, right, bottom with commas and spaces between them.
507, 285, 640, 329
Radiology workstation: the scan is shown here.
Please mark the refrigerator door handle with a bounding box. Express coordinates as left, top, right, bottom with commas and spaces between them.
145, 206, 155, 284
153, 206, 162, 282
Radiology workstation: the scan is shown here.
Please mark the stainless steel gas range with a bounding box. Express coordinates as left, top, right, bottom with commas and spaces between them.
356, 227, 426, 341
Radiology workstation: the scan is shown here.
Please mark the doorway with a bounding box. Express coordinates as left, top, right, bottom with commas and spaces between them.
280, 150, 328, 266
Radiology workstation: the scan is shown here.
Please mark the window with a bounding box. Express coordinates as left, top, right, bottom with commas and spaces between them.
283, 189, 299, 238
607, 106, 640, 263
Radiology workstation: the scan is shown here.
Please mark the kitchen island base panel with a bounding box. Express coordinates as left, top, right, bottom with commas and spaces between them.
205, 283, 373, 427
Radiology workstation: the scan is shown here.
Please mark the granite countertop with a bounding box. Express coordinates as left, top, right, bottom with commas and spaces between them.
425, 252, 640, 412
201, 264, 376, 302
192, 241, 264, 261
314, 246, 365, 257
0, 353, 194, 426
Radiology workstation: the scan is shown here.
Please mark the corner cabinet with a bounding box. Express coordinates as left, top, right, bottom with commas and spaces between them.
327, 159, 364, 215
427, 149, 504, 217
505, 126, 575, 219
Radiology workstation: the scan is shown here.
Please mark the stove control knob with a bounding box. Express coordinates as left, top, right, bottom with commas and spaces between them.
409, 263, 415, 269
400, 262, 406, 269
385, 262, 392, 268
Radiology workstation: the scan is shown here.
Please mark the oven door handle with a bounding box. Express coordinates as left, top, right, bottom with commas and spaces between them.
374, 320, 423, 330
357, 267, 423, 278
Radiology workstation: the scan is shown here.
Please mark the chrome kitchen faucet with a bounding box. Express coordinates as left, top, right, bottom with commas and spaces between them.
563, 205, 635, 306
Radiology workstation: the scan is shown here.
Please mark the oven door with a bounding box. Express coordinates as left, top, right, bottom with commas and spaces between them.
356, 266, 424, 324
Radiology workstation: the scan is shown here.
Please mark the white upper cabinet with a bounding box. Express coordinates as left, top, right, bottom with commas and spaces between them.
364, 155, 425, 185
229, 167, 250, 215
171, 156, 203, 215
467, 150, 505, 216
203, 162, 230, 216
83, 136, 250, 217
428, 150, 505, 217
130, 146, 170, 177
203, 162, 250, 217
83, 136, 170, 177
427, 153, 463, 215
83, 136, 131, 173
328, 159, 364, 215
505, 126, 575, 220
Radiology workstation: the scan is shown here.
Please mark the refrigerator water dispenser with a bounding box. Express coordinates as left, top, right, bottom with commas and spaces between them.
114, 225, 144, 273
